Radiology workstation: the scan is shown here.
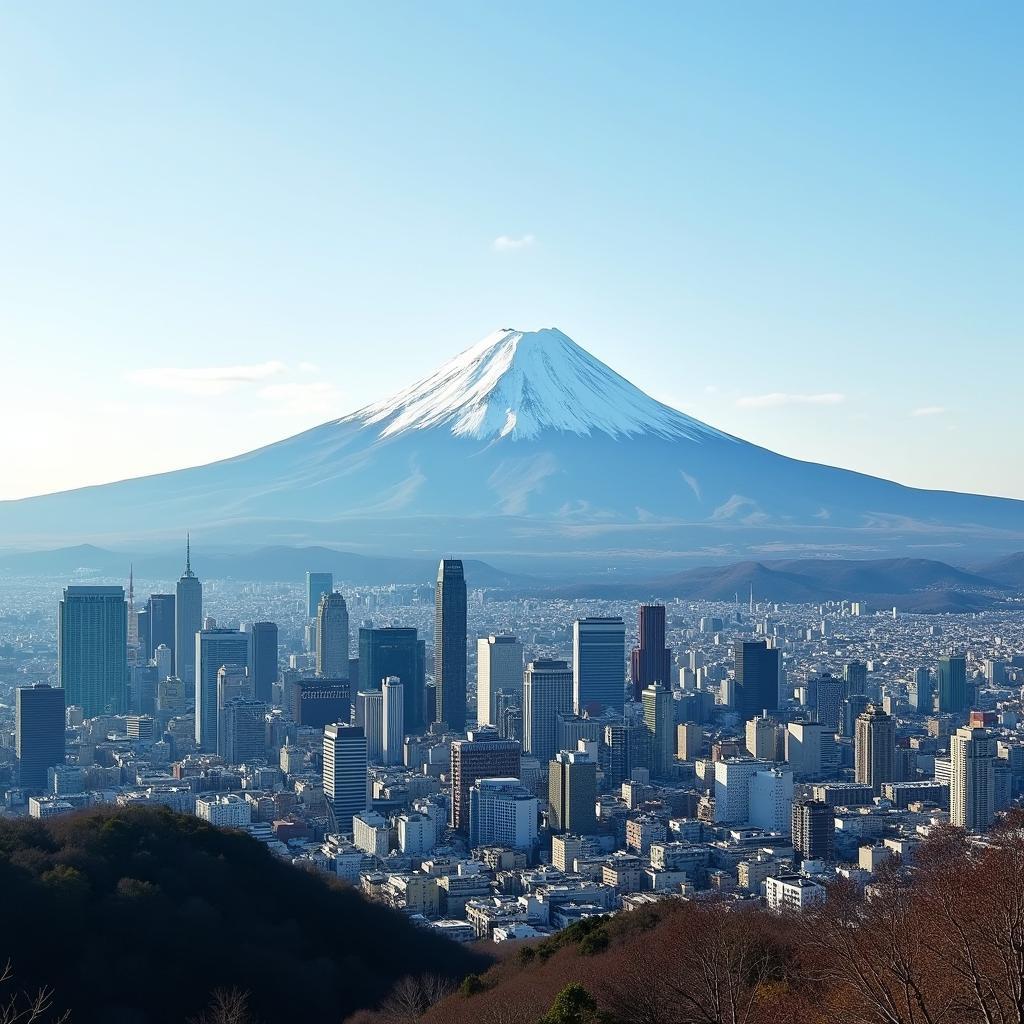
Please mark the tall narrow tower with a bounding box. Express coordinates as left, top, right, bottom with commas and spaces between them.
174, 535, 203, 688
316, 592, 350, 679
628, 606, 668, 702
434, 558, 467, 731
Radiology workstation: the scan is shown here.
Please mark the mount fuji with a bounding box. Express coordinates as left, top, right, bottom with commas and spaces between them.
2, 327, 1022, 571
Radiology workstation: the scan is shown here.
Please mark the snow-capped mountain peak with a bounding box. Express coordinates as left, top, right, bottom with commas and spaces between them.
352, 327, 727, 442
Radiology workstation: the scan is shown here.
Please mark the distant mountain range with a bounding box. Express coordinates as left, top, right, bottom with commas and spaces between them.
3, 543, 1020, 612
1, 327, 1022, 569
0, 543, 531, 588
549, 555, 1022, 612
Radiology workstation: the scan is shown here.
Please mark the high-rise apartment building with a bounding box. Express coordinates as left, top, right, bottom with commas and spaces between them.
938, 655, 969, 715
358, 626, 425, 729
476, 635, 523, 727
468, 778, 538, 850
247, 621, 278, 704
306, 571, 333, 619
548, 749, 597, 834
713, 757, 776, 824
15, 683, 65, 793
523, 659, 573, 766
748, 767, 794, 833
792, 798, 834, 861
382, 676, 404, 765
434, 559, 467, 731
316, 592, 350, 679
950, 725, 996, 831
854, 704, 896, 794
449, 728, 521, 831
323, 723, 369, 834
630, 605, 672, 700
195, 628, 251, 751
573, 617, 625, 715
734, 640, 780, 719
58, 585, 128, 717
175, 540, 203, 688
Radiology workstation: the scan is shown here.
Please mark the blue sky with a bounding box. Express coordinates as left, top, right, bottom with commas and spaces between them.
1, 2, 1021, 499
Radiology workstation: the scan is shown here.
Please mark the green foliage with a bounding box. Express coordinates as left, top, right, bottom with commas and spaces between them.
459, 973, 485, 997
532, 915, 610, 962
577, 927, 609, 957
538, 983, 599, 1024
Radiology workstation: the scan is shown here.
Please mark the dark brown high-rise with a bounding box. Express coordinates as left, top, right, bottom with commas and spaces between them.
630, 604, 672, 699
434, 558, 467, 731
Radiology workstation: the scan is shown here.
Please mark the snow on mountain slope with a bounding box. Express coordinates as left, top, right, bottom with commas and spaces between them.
353, 327, 731, 442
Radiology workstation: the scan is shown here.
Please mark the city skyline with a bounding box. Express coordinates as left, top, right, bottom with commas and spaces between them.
1, 5, 1022, 501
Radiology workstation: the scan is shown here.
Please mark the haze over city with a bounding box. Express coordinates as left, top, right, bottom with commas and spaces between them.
2, 6, 1024, 1024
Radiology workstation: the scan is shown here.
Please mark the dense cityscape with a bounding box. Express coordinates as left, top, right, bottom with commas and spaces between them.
3, 543, 1023, 950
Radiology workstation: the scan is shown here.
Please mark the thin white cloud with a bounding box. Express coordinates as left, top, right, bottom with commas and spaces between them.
128, 361, 287, 396
735, 391, 846, 409
911, 405, 948, 417
492, 233, 536, 252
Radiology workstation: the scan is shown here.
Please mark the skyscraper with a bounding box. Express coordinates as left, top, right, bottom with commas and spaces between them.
57, 585, 129, 717
222, 699, 268, 765
434, 559, 467, 731
523, 659, 574, 766
15, 684, 65, 793
854, 704, 896, 795
630, 605, 671, 700
382, 676, 404, 766
844, 660, 868, 696
195, 628, 251, 751
642, 683, 674, 777
306, 571, 333, 619
792, 798, 833, 861
938, 655, 969, 715
573, 617, 626, 715
247, 621, 278, 704
476, 634, 523, 727
733, 640, 780, 719
449, 728, 521, 831
950, 725, 996, 831
810, 672, 845, 733
909, 666, 933, 714
358, 626, 426, 730
548, 749, 597, 834
357, 689, 385, 763
323, 723, 369, 834
316, 592, 350, 679
175, 538, 203, 689
216, 664, 252, 756
146, 593, 176, 666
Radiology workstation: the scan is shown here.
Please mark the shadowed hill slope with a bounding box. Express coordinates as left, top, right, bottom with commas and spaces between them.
0, 806, 489, 1024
